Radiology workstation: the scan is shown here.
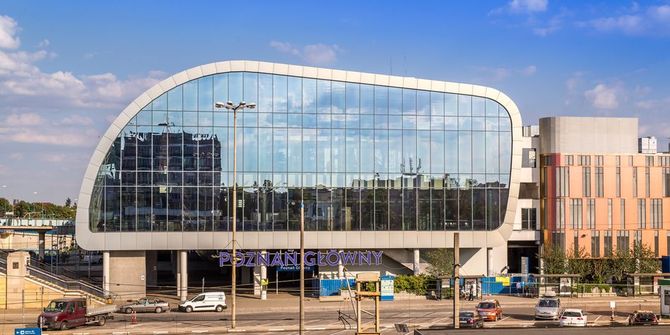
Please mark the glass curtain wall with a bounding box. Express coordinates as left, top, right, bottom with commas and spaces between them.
90, 72, 513, 232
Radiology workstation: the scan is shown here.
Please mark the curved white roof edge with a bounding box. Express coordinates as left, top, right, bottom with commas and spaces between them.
76, 60, 523, 251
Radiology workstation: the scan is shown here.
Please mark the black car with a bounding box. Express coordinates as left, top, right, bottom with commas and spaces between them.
459, 311, 484, 328
628, 310, 658, 326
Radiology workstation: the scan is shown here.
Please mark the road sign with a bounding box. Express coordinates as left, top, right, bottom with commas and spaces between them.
15, 328, 41, 335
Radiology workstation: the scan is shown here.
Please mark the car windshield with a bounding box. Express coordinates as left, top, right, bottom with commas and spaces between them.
477, 302, 495, 309
44, 301, 68, 312
538, 300, 558, 307
460, 312, 474, 318
638, 313, 655, 318
563, 311, 582, 317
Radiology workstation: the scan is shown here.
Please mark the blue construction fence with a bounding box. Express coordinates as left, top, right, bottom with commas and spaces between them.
320, 278, 356, 297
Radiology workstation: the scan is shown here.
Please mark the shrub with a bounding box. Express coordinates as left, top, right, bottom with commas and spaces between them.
393, 274, 434, 295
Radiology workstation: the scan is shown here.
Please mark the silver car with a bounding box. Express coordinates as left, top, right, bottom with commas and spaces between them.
120, 297, 170, 314
535, 297, 560, 320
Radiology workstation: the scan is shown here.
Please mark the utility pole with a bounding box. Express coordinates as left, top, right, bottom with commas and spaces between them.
299, 201, 305, 334
453, 233, 460, 329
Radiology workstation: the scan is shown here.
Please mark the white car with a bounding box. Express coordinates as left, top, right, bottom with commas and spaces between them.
559, 309, 587, 327
178, 292, 227, 313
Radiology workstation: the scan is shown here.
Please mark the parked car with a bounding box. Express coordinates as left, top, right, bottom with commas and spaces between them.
559, 309, 587, 327
119, 297, 170, 314
178, 292, 227, 313
628, 310, 658, 326
38, 297, 115, 330
476, 299, 503, 321
535, 296, 561, 320
459, 311, 484, 328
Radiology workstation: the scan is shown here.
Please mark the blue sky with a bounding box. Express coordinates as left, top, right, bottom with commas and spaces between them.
1, 0, 670, 203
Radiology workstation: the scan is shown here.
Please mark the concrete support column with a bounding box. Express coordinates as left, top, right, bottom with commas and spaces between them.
38, 232, 46, 262
108, 251, 146, 300
338, 249, 344, 278
179, 251, 188, 301
486, 248, 493, 277
412, 249, 421, 275
176, 252, 181, 297
102, 251, 110, 296
253, 250, 267, 299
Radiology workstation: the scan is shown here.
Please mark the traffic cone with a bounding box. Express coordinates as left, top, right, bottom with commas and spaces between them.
131, 310, 137, 324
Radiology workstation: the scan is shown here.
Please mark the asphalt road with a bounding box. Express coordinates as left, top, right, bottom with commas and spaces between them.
416, 326, 670, 335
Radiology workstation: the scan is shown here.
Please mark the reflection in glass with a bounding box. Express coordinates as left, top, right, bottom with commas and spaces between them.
92, 72, 514, 233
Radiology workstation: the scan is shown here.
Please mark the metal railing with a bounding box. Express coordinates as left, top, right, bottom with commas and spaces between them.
0, 250, 105, 300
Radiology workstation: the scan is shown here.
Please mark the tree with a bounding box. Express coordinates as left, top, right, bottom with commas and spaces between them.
633, 242, 660, 274
541, 244, 567, 275
566, 247, 589, 275
65, 197, 72, 208
424, 249, 454, 277
0, 198, 11, 215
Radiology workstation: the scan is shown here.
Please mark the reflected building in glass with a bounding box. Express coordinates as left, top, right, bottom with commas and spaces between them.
76, 61, 522, 296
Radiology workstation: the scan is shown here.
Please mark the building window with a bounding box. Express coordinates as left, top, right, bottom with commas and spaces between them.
617, 230, 629, 253
521, 208, 536, 230
595, 167, 604, 197
595, 155, 604, 166
667, 233, 670, 257
591, 231, 600, 258
604, 231, 613, 257
607, 199, 613, 229
646, 155, 654, 166
651, 199, 663, 229
664, 168, 670, 197
616, 155, 621, 167
552, 231, 565, 250
616, 166, 621, 198
573, 232, 579, 255
587, 199, 595, 229
620, 199, 625, 229
633, 168, 638, 198
566, 155, 574, 166
579, 155, 591, 166
522, 148, 536, 168
645, 167, 651, 198
556, 167, 569, 197
583, 167, 591, 197
570, 199, 583, 229
555, 199, 565, 229
654, 231, 659, 257
638, 199, 646, 229
628, 155, 634, 167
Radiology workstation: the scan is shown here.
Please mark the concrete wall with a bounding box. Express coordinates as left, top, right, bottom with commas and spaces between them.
0, 232, 73, 251
539, 117, 638, 154
108, 251, 146, 300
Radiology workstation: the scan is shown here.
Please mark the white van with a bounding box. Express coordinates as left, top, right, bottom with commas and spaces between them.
178, 292, 227, 313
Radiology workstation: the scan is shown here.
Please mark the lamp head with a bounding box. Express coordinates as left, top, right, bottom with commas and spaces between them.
246, 102, 256, 109
214, 101, 227, 109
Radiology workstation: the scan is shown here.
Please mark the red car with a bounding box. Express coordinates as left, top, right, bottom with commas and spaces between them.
476, 299, 503, 321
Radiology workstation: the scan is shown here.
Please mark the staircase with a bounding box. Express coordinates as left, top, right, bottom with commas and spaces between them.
0, 251, 106, 305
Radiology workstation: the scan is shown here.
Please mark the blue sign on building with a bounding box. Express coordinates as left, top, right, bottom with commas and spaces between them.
380, 275, 395, 301
15, 328, 41, 335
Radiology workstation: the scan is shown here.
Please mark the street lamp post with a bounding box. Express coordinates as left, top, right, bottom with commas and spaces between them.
215, 100, 255, 329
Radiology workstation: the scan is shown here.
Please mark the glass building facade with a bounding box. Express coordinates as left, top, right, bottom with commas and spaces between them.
89, 72, 512, 234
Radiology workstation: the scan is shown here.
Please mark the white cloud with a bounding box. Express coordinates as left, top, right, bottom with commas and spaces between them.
37, 39, 49, 48
521, 65, 537, 76
508, 0, 548, 14
0, 15, 20, 49
583, 4, 670, 35
4, 113, 44, 126
56, 115, 93, 126
584, 83, 621, 109
270, 41, 341, 65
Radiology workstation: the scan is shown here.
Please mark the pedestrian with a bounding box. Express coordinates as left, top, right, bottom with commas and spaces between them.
469, 285, 474, 301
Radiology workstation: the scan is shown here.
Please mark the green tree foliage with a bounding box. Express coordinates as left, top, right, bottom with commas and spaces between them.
541, 242, 661, 284
0, 198, 75, 219
393, 274, 433, 295
541, 245, 567, 275
423, 249, 454, 277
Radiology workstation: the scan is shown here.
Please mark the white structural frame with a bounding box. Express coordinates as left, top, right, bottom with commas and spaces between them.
75, 60, 523, 251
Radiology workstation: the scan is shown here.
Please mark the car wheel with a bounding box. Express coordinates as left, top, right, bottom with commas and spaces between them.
60, 321, 68, 330
185, 306, 193, 313
98, 317, 107, 326
125, 307, 133, 314
215, 305, 224, 312
155, 307, 162, 313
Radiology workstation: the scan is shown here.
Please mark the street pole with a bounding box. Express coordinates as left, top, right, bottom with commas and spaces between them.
215, 101, 255, 330
299, 201, 305, 335
454, 232, 460, 329
231, 106, 238, 329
